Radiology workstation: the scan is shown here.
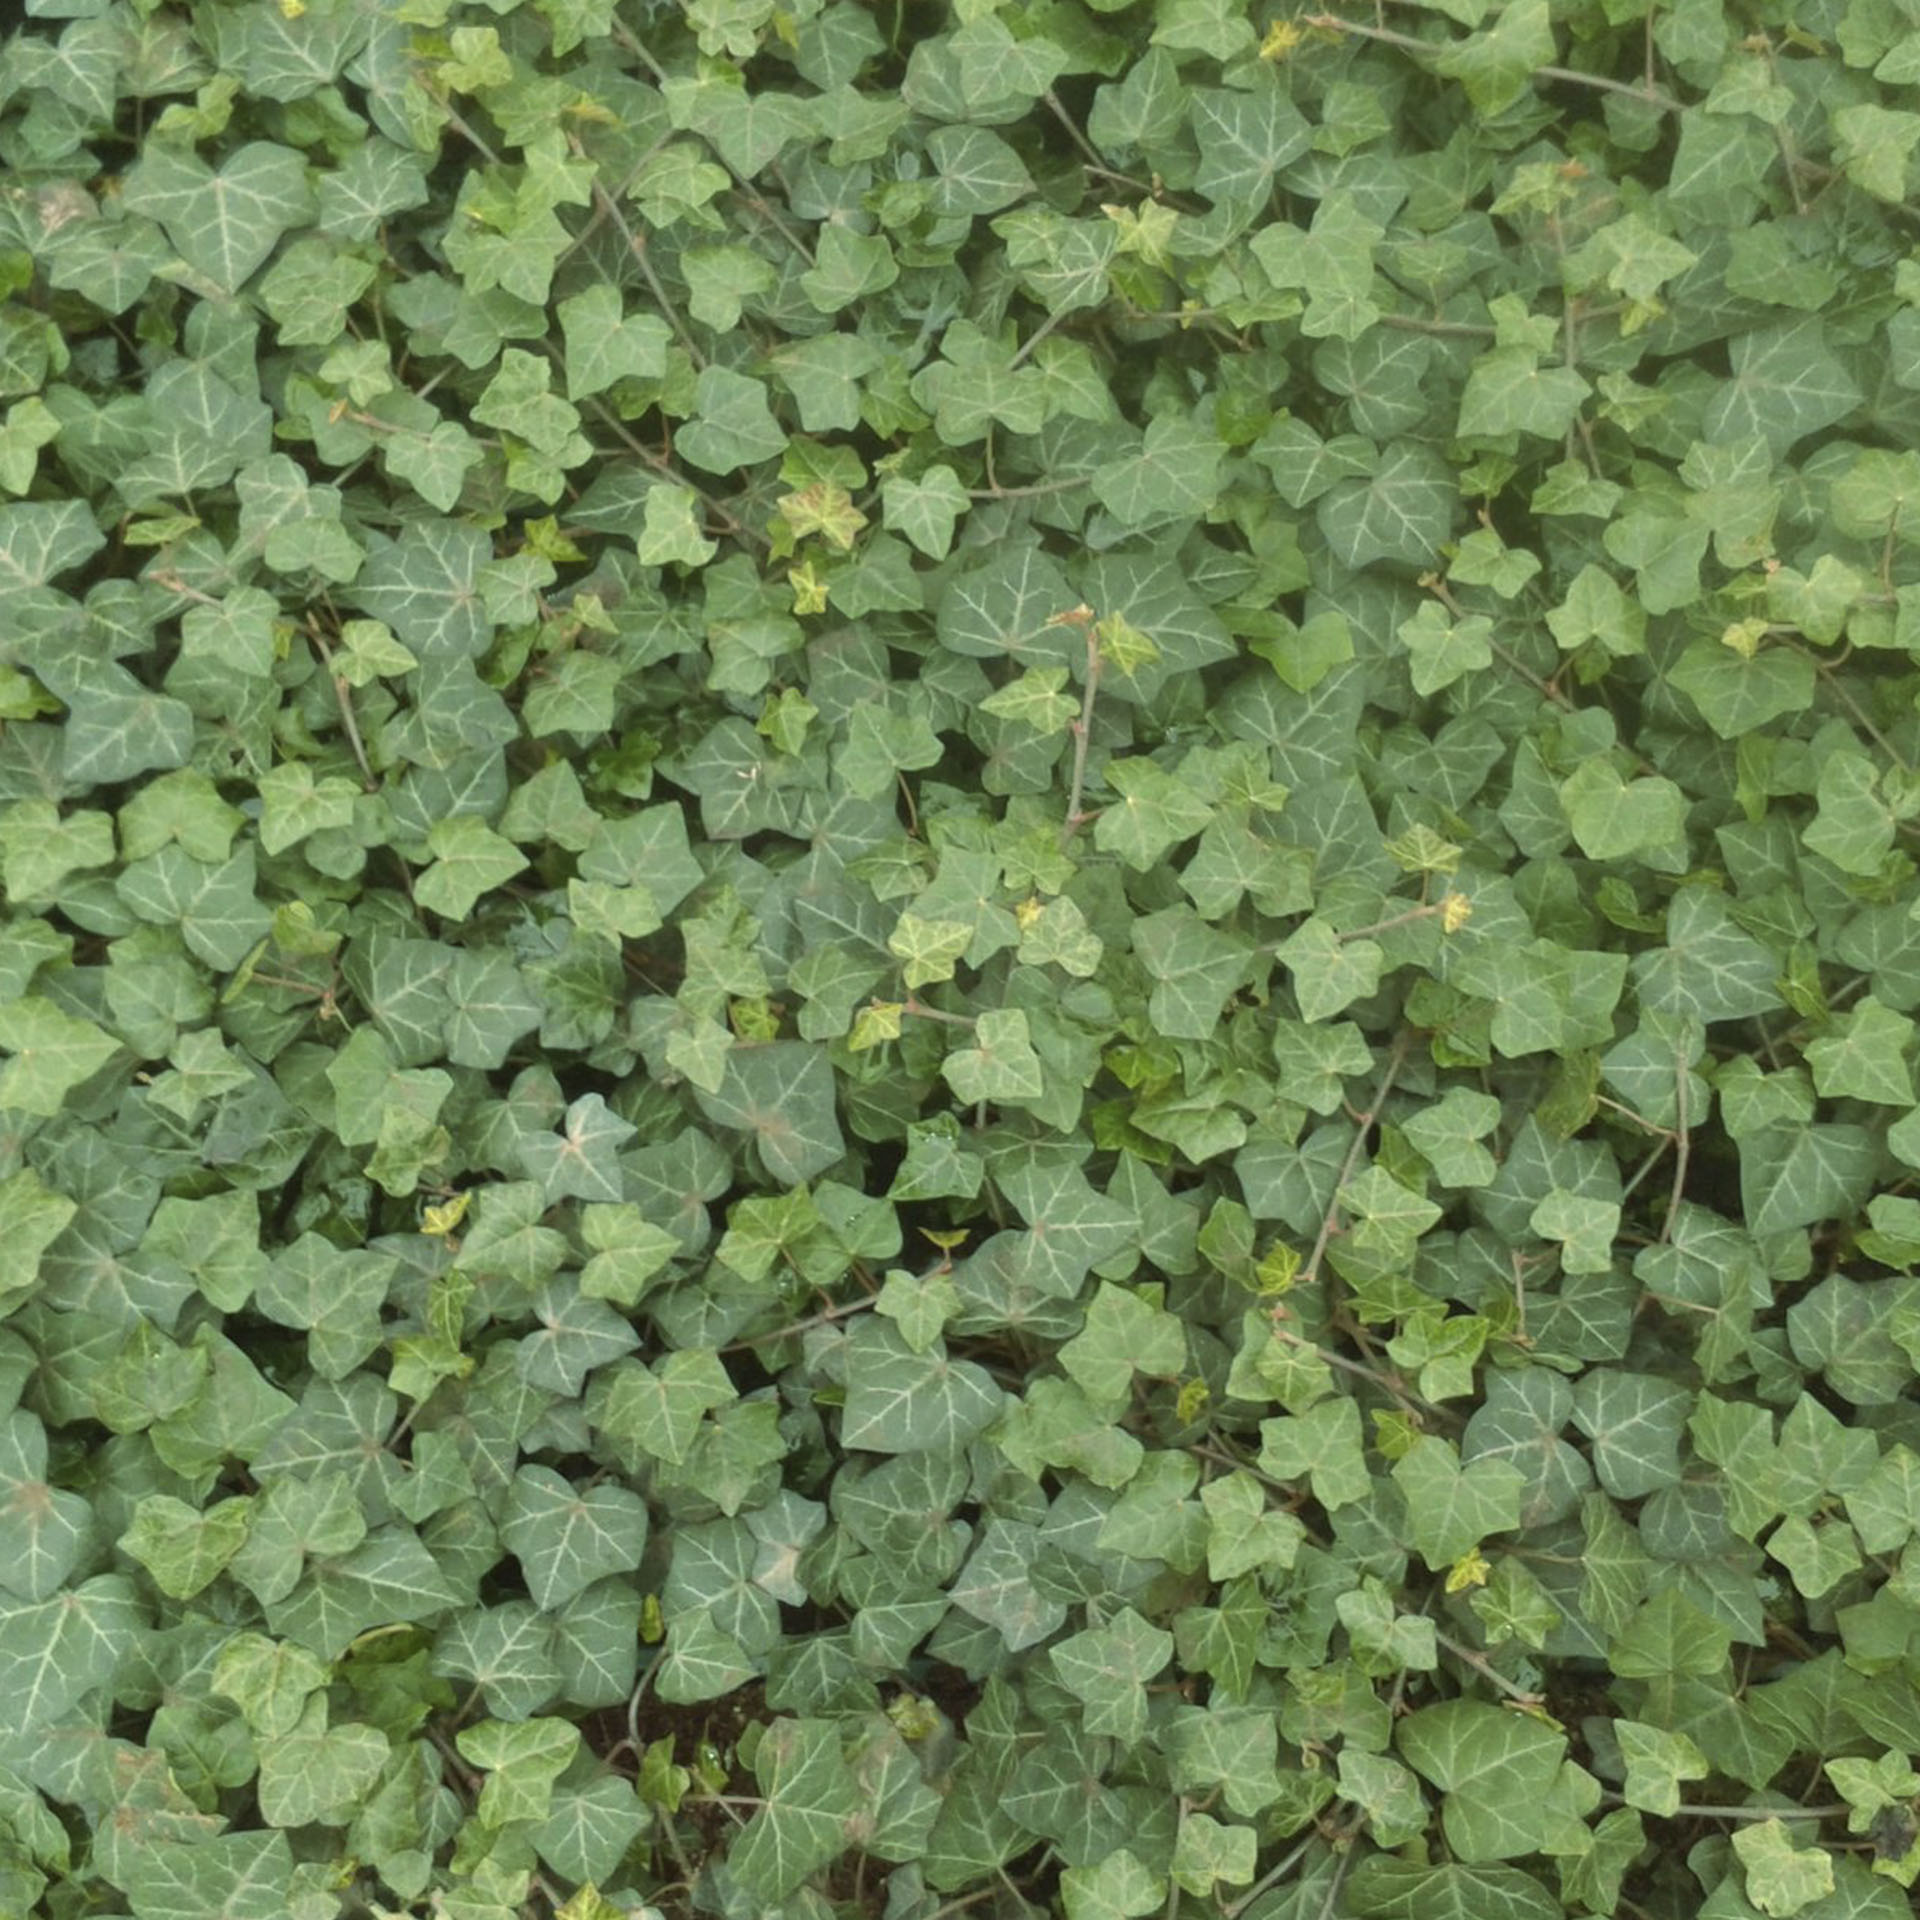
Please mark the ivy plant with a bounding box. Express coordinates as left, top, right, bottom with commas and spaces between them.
2, 0, 1920, 1917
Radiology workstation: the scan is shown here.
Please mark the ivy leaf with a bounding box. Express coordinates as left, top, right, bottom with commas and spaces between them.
1343, 1859, 1560, 1920
1703, 319, 1861, 456
255, 1696, 389, 1827
1631, 888, 1785, 1023
1050, 1607, 1174, 1744
1804, 995, 1915, 1104
729, 1718, 858, 1901
1391, 1437, 1524, 1569
1730, 1817, 1836, 1916
1615, 1719, 1710, 1816
1278, 917, 1385, 1023
1458, 347, 1592, 441
0, 1412, 86, 1604
1095, 761, 1215, 871
1559, 761, 1687, 862
1259, 1397, 1370, 1510
1396, 1699, 1568, 1863
693, 1043, 845, 1183
1668, 641, 1814, 738
117, 1833, 292, 1920
0, 997, 119, 1115
1529, 1189, 1622, 1274
1318, 443, 1457, 570
457, 1717, 582, 1827
1133, 906, 1249, 1041
0, 1168, 77, 1310
1399, 601, 1493, 694
415, 815, 529, 918
1741, 1124, 1877, 1237
881, 465, 970, 560
941, 1008, 1045, 1105
1192, 82, 1311, 210
841, 1319, 1003, 1454
502, 1465, 648, 1610
0, 1575, 143, 1737
678, 367, 787, 473
1200, 1471, 1304, 1580
1091, 415, 1225, 527
122, 142, 312, 291
1062, 1850, 1165, 1920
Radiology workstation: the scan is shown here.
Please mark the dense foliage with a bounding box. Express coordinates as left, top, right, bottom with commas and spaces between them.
5, 0, 1920, 1915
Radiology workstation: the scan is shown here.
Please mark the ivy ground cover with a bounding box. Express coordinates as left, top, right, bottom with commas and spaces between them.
8, 0, 1920, 1916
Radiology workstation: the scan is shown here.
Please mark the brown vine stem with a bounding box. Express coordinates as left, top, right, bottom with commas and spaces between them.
552, 136, 674, 275
439, 102, 502, 167
966, 473, 1092, 502
1008, 304, 1068, 371
1432, 1628, 1547, 1705
1184, 1440, 1298, 1498
1809, 648, 1912, 772
1300, 1029, 1412, 1287
585, 401, 767, 550
1218, 1834, 1320, 1920
921, 1892, 1000, 1920
1335, 900, 1444, 943
606, 21, 816, 266
1661, 1038, 1691, 1244
306, 626, 379, 792
1043, 87, 1105, 171
1311, 1844, 1357, 1920
720, 1296, 877, 1352
901, 997, 976, 1027
1592, 1093, 1671, 1138
567, 133, 706, 370
1598, 1792, 1849, 1821
1058, 618, 1104, 850
1379, 311, 1497, 338
1267, 1322, 1439, 1421
1303, 13, 1684, 111
1490, 635, 1574, 710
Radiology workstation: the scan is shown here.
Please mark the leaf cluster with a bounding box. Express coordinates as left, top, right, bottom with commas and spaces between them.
3, 1, 1920, 1919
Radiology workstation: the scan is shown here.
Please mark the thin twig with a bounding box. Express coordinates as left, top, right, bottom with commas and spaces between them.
1433, 1628, 1547, 1704
567, 134, 706, 369
1379, 311, 1498, 337
307, 627, 379, 792
1312, 1844, 1357, 1920
922, 1891, 1000, 1920
966, 474, 1093, 502
585, 402, 767, 549
1043, 88, 1105, 169
1617, 1134, 1672, 1208
1811, 650, 1912, 771
1059, 623, 1103, 849
1219, 1835, 1319, 1920
1661, 1040, 1691, 1243
1185, 1440, 1299, 1498
1598, 1792, 1848, 1821
552, 136, 675, 275
1301, 1030, 1411, 1286
1304, 13, 1684, 111
1267, 1323, 1441, 1420
1008, 305, 1068, 370
1336, 901, 1444, 943
441, 103, 502, 166
1489, 636, 1574, 709
1593, 1093, 1671, 1138
720, 1297, 877, 1352
1532, 60, 1682, 108
607, 18, 814, 267
902, 997, 976, 1027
